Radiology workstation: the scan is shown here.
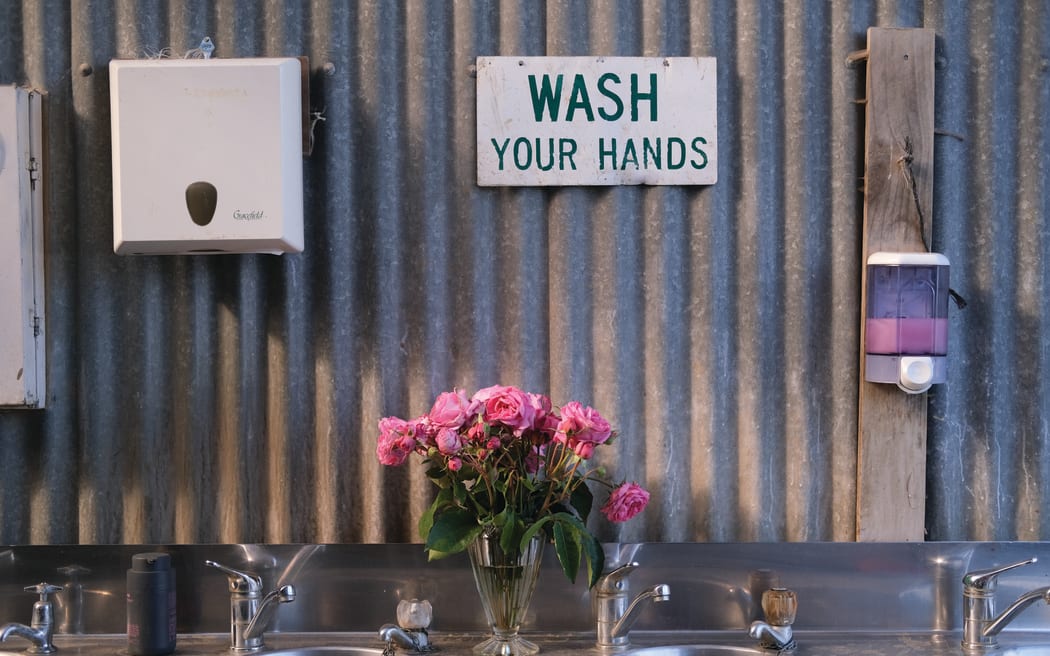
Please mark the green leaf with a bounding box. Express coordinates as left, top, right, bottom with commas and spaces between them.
424, 547, 456, 561
452, 478, 469, 505
550, 511, 587, 532
425, 508, 483, 556
519, 516, 553, 548
580, 530, 605, 588
570, 481, 595, 522
553, 520, 581, 583
418, 488, 454, 542
521, 475, 539, 492
539, 512, 606, 588
492, 506, 510, 529
497, 509, 521, 554
419, 502, 436, 542
425, 463, 448, 484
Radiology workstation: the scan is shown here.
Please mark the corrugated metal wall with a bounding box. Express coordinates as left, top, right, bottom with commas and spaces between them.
0, 0, 1046, 546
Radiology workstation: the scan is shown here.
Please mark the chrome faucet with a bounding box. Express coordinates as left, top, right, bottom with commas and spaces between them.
748, 587, 797, 651
0, 583, 63, 654
206, 560, 296, 651
962, 557, 1050, 651
379, 599, 435, 653
594, 562, 671, 650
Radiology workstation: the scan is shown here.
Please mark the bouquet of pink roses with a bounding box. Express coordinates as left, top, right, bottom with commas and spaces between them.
377, 384, 650, 587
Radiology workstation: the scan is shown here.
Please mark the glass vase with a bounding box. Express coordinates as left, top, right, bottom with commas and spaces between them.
467, 530, 545, 656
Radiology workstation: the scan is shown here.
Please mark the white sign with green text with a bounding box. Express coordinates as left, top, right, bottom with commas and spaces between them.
476, 56, 717, 186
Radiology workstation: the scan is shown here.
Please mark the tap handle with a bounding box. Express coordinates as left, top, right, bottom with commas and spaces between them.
596, 562, 639, 593
205, 560, 264, 594
762, 587, 797, 626
963, 557, 1037, 592
24, 583, 63, 602
397, 599, 433, 630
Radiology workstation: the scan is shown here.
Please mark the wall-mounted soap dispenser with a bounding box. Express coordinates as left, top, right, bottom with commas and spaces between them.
865, 252, 950, 394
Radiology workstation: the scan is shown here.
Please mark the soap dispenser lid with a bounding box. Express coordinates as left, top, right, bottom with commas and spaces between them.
867, 251, 949, 266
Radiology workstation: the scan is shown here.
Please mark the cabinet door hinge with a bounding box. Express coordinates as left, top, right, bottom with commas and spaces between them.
27, 156, 40, 190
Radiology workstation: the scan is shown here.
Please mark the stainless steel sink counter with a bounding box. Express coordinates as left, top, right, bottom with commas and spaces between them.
3, 543, 1050, 655
11, 630, 1050, 656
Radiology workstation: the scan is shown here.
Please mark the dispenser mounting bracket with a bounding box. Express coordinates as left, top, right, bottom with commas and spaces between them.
855, 28, 936, 541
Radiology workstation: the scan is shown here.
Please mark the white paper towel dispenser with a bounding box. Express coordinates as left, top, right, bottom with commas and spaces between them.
110, 57, 305, 255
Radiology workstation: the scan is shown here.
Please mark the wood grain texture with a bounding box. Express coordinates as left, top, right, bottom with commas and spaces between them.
857, 28, 936, 541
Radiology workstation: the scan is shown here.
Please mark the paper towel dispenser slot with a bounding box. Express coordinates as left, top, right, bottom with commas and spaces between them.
110, 57, 306, 255
186, 181, 218, 226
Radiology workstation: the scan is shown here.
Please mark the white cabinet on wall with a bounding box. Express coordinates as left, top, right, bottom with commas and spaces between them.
0, 86, 45, 408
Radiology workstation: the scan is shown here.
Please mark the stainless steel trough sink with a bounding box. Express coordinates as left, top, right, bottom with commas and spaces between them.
266, 648, 386, 656
625, 646, 764, 656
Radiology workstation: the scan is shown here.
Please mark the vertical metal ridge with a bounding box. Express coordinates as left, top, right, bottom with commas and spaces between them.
0, 1, 1047, 545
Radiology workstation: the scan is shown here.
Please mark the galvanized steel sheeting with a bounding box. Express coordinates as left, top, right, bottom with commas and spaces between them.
0, 1, 1045, 544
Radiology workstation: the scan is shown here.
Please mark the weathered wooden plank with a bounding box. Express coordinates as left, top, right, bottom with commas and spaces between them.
856, 28, 936, 541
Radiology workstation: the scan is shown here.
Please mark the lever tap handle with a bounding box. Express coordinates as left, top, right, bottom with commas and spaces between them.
205, 559, 263, 594
963, 557, 1037, 593
596, 562, 640, 594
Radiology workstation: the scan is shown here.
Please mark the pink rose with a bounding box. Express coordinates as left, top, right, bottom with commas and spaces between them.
467, 421, 487, 443
472, 385, 536, 435
428, 389, 471, 429
376, 416, 421, 466
528, 393, 558, 441
601, 482, 650, 522
435, 427, 465, 455
467, 384, 503, 414
413, 416, 437, 449
447, 457, 463, 472
554, 401, 612, 459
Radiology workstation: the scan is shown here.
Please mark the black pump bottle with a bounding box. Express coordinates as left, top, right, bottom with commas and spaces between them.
127, 552, 176, 656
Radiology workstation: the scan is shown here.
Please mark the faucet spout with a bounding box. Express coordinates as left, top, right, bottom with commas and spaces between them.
609, 585, 671, 640
243, 585, 296, 642
982, 586, 1050, 639
1, 622, 55, 654
379, 624, 432, 653
748, 621, 795, 651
